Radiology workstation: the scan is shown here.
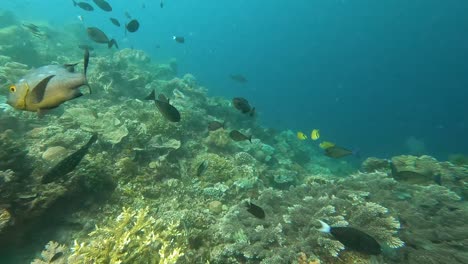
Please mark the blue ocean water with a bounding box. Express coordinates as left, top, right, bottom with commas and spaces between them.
3, 0, 468, 159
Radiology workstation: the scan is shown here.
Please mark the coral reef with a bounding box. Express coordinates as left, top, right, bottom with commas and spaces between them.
69, 207, 184, 264
0, 13, 467, 264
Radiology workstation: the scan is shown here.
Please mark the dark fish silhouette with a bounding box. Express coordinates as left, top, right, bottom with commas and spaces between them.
110, 18, 121, 27
196, 160, 208, 176
160, 1, 164, 8
232, 97, 254, 115
246, 202, 265, 219
173, 36, 185, 43
72, 0, 94, 11
22, 23, 47, 39
7, 49, 90, 114
208, 121, 224, 131
390, 161, 441, 185
126, 19, 140, 33
86, 27, 118, 49
324, 145, 354, 158
93, 0, 112, 11
42, 134, 98, 184
229, 130, 252, 143
230, 74, 248, 83
319, 220, 381, 255
145, 90, 181, 122
49, 251, 64, 262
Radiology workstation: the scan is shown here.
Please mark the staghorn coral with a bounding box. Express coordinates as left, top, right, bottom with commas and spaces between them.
31, 241, 67, 264
70, 207, 184, 264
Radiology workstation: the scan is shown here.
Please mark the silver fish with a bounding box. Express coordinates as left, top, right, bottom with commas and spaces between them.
7, 49, 90, 114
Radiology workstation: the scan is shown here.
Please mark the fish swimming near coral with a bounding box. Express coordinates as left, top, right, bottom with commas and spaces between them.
389, 161, 441, 185
229, 130, 252, 143
232, 97, 255, 116
324, 145, 355, 159
319, 141, 335, 149
311, 129, 320, 141
93, 0, 112, 11
246, 202, 265, 219
42, 134, 98, 184
49, 251, 64, 262
22, 23, 47, 39
72, 0, 94, 11
297, 131, 307, 140
196, 160, 209, 176
109, 18, 121, 27
229, 74, 248, 83
87, 27, 118, 49
7, 49, 91, 114
145, 90, 181, 122
318, 220, 381, 255
208, 121, 225, 131
126, 19, 140, 33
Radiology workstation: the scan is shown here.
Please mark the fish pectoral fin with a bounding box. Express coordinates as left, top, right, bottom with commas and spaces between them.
31, 75, 55, 104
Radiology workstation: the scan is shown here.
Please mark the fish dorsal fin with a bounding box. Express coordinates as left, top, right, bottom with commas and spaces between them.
144, 90, 156, 101
30, 75, 55, 104
64, 62, 79, 72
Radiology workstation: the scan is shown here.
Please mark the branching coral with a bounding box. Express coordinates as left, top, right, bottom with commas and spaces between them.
31, 241, 67, 264
69, 207, 184, 264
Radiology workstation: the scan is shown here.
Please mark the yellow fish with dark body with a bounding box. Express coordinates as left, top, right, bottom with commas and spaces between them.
311, 129, 320, 141
7, 49, 90, 114
297, 131, 307, 140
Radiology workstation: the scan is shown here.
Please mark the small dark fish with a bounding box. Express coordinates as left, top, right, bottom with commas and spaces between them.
208, 121, 225, 131
126, 19, 140, 33
324, 145, 354, 158
390, 162, 441, 185
229, 130, 252, 143
72, 0, 94, 11
230, 74, 248, 83
49, 251, 64, 262
319, 220, 381, 255
145, 90, 181, 122
86, 27, 118, 49
160, 1, 164, 8
246, 202, 265, 219
173, 36, 185, 43
125, 11, 132, 19
93, 0, 112, 11
78, 44, 94, 51
42, 134, 98, 184
22, 23, 47, 39
110, 18, 121, 27
196, 160, 208, 176
22, 23, 40, 33
232, 97, 252, 114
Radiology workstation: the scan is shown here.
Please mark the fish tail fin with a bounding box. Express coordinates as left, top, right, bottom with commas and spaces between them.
72, 0, 76, 6
318, 220, 331, 233
108, 39, 118, 49
248, 135, 252, 143
86, 133, 98, 147
83, 47, 92, 94
144, 90, 156, 101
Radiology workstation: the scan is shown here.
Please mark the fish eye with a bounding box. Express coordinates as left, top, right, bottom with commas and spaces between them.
9, 85, 16, 93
